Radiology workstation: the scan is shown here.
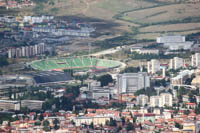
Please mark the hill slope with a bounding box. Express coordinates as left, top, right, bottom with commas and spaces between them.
19, 0, 200, 40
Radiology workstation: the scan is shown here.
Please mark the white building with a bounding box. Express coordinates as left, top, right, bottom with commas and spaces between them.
136, 94, 149, 106
147, 59, 160, 74
150, 93, 173, 107
191, 53, 200, 67
7, 43, 46, 58
131, 49, 159, 55
169, 57, 184, 70
74, 116, 110, 126
160, 93, 173, 107
171, 69, 194, 85
157, 35, 185, 43
117, 72, 150, 94
150, 96, 162, 107
157, 35, 193, 50
0, 100, 20, 111
23, 15, 54, 24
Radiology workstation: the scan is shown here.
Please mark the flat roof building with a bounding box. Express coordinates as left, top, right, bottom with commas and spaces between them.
117, 72, 150, 94
0, 100, 20, 111
21, 100, 44, 110
191, 53, 200, 67
147, 59, 160, 74
157, 35, 193, 50
169, 57, 184, 70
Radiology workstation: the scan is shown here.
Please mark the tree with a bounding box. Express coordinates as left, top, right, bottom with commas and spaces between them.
175, 122, 183, 129
121, 117, 125, 125
39, 114, 44, 121
109, 118, 117, 126
53, 119, 60, 130
97, 74, 113, 87
126, 122, 134, 131
120, 67, 141, 73
134, 87, 156, 97
43, 120, 50, 131
35, 121, 41, 126
89, 122, 94, 129
184, 110, 190, 115
0, 57, 9, 67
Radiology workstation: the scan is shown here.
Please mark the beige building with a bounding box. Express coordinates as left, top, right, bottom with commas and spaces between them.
150, 96, 162, 107
74, 116, 110, 126
147, 59, 160, 74
0, 100, 20, 111
169, 57, 183, 70
21, 100, 44, 110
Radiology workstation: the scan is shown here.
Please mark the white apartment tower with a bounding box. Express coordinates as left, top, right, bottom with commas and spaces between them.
169, 57, 183, 70
192, 53, 200, 67
147, 59, 160, 74
160, 93, 173, 107
117, 72, 150, 94
150, 93, 173, 107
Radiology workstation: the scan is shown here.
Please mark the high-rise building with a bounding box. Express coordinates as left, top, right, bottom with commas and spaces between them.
157, 35, 185, 43
150, 93, 173, 107
7, 44, 46, 58
117, 72, 150, 94
162, 67, 166, 78
150, 96, 161, 107
160, 93, 173, 107
147, 59, 160, 74
169, 57, 183, 70
8, 49, 12, 58
192, 53, 200, 67
22, 46, 26, 57
136, 94, 149, 106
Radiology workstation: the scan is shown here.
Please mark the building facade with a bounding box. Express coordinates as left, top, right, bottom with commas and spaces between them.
136, 94, 149, 106
0, 100, 20, 111
21, 100, 44, 110
169, 57, 184, 70
192, 53, 200, 67
147, 59, 160, 74
150, 93, 173, 107
117, 72, 150, 94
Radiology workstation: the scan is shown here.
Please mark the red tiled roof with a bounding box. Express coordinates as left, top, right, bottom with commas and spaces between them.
186, 102, 196, 105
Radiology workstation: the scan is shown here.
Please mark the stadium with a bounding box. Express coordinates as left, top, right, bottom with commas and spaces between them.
30, 56, 122, 72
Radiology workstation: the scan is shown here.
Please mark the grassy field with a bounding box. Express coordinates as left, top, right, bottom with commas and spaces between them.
120, 3, 200, 24
140, 23, 200, 33
17, 0, 200, 42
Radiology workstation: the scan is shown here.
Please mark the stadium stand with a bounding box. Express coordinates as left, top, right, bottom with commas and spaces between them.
28, 71, 72, 84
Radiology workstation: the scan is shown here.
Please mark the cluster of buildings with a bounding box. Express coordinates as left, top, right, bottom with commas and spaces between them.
136, 93, 173, 108
8, 43, 46, 58
0, 0, 34, 9
1, 106, 200, 132
1, 32, 200, 132
0, 14, 96, 56
117, 72, 150, 93
157, 35, 194, 51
